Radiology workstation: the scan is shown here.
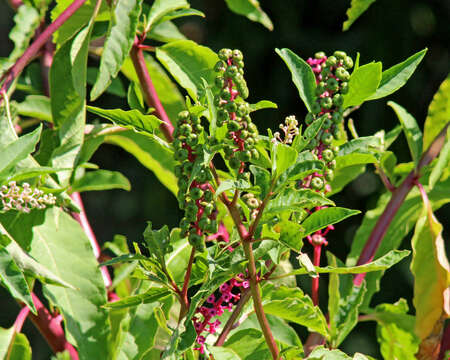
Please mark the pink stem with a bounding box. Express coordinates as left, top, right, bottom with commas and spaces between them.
7, 0, 23, 10
0, 0, 88, 102
312, 245, 322, 306
29, 293, 79, 359
70, 192, 112, 287
13, 306, 30, 333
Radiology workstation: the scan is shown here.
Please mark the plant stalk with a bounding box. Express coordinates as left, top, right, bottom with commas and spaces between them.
311, 245, 322, 306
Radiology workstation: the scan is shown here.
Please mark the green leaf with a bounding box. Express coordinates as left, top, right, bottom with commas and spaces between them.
302, 207, 360, 236
250, 165, 271, 199
293, 115, 326, 152
410, 198, 450, 341
103, 287, 171, 309
208, 346, 241, 360
277, 221, 304, 252
215, 179, 253, 198
0, 125, 42, 177
156, 40, 219, 101
423, 73, 450, 150
343, 62, 382, 108
4, 166, 70, 183
50, 20, 93, 186
343, 0, 377, 31
275, 160, 325, 191
368, 49, 427, 100
127, 82, 145, 113
7, 5, 40, 64
16, 95, 52, 122
275, 48, 316, 112
148, 20, 186, 43
368, 299, 419, 359
5, 333, 31, 360
106, 130, 178, 195
143, 223, 172, 264
338, 136, 383, 156
0, 208, 110, 358
146, 0, 188, 31
87, 106, 162, 134
388, 101, 423, 165
262, 284, 329, 336
249, 100, 278, 112
90, 0, 143, 100
224, 0, 273, 30
87, 67, 126, 97
272, 142, 298, 178
329, 164, 366, 196
159, 8, 205, 23
0, 242, 35, 313
71, 169, 131, 192
308, 346, 352, 359
346, 178, 450, 310
429, 128, 450, 189
121, 53, 185, 122
265, 188, 333, 217
223, 328, 270, 359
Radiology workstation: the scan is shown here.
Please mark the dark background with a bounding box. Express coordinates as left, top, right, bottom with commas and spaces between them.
0, 0, 449, 358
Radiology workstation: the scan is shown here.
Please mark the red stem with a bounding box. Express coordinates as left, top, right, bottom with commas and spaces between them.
129, 38, 174, 142
29, 293, 79, 359
312, 245, 322, 306
0, 0, 88, 102
353, 122, 449, 286
7, 0, 23, 10
14, 306, 30, 333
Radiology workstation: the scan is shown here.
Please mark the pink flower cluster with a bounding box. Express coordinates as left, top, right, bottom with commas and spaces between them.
193, 277, 249, 353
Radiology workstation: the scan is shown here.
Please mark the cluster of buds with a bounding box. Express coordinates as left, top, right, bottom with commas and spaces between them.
0, 181, 56, 213
193, 276, 250, 353
173, 110, 218, 252
300, 50, 353, 194
273, 115, 300, 144
214, 48, 259, 180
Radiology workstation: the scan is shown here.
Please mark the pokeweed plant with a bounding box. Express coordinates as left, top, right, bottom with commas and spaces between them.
0, 1, 449, 360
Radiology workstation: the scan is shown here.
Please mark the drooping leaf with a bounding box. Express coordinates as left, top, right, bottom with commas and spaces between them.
410, 197, 450, 342
90, 0, 143, 100
106, 130, 178, 196
158, 8, 205, 23
87, 106, 162, 134
103, 287, 171, 309
261, 284, 329, 336
388, 101, 423, 165
156, 40, 219, 101
342, 62, 382, 108
0, 125, 42, 177
0, 208, 110, 359
249, 100, 278, 112
338, 136, 383, 157
302, 207, 360, 236
423, 73, 450, 150
148, 20, 187, 43
346, 178, 450, 310
145, 0, 189, 31
224, 0, 273, 30
275, 48, 316, 113
215, 179, 253, 198
368, 49, 427, 100
86, 67, 126, 97
71, 169, 131, 192
343, 0, 377, 31
16, 95, 52, 122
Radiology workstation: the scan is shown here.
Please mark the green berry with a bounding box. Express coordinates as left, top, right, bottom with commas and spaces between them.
183, 162, 194, 173
232, 49, 243, 61
328, 160, 337, 169
218, 48, 232, 61
179, 123, 192, 136
311, 102, 321, 115
174, 165, 183, 177
175, 148, 188, 161
225, 66, 238, 78
207, 220, 218, 233
203, 203, 214, 216
228, 120, 240, 132
186, 133, 198, 146
326, 78, 339, 91
340, 81, 349, 94
332, 94, 344, 107
225, 101, 238, 113
335, 67, 350, 81
214, 60, 226, 72
215, 76, 225, 88
305, 112, 315, 125
344, 56, 353, 69
220, 88, 231, 101
198, 216, 211, 230
250, 148, 259, 159
325, 169, 334, 181
178, 110, 190, 121
190, 187, 203, 200
203, 190, 213, 202
315, 51, 326, 59
322, 149, 334, 161
320, 97, 333, 109
323, 118, 332, 130
332, 146, 339, 156
326, 56, 337, 67
332, 112, 342, 124
237, 103, 249, 117
334, 51, 347, 60
311, 177, 324, 190
238, 150, 251, 162
321, 132, 334, 145
229, 157, 241, 169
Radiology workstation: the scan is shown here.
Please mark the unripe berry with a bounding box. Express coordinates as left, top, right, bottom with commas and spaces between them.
190, 187, 203, 200
344, 56, 353, 69
186, 133, 198, 146
198, 216, 211, 230
220, 88, 231, 101
218, 48, 232, 61
215, 76, 225, 88
203, 190, 213, 202
328, 160, 337, 169
325, 169, 335, 181
218, 108, 228, 121
332, 94, 344, 107
332, 146, 339, 156
315, 51, 326, 59
332, 112, 342, 124
248, 123, 258, 134
203, 203, 214, 216
321, 132, 334, 145
335, 67, 350, 81
236, 60, 245, 69
174, 165, 182, 177
311, 102, 321, 115
334, 51, 347, 60
179, 123, 192, 136
320, 97, 333, 109
175, 148, 189, 161
326, 78, 339, 91
214, 60, 227, 72
237, 103, 249, 117
207, 220, 218, 233
183, 162, 194, 173
232, 49, 243, 61
227, 120, 240, 132
189, 232, 203, 246
326, 56, 337, 67
229, 157, 241, 169
225, 66, 238, 78
323, 118, 332, 130
238, 150, 251, 162
178, 110, 190, 121
224, 145, 234, 157
236, 82, 249, 99
311, 177, 324, 190
237, 171, 250, 182
316, 82, 327, 95
340, 81, 349, 94
305, 112, 315, 125
322, 149, 334, 162
225, 101, 238, 113
250, 148, 259, 160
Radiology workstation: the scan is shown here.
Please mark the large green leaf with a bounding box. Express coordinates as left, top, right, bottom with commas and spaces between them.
90, 0, 143, 100
262, 284, 329, 336
423, 73, 450, 150
343, 62, 382, 108
368, 49, 427, 100
5, 333, 31, 360
272, 142, 298, 178
0, 208, 110, 360
223, 328, 270, 359
275, 48, 316, 113
346, 177, 450, 310
148, 20, 187, 43
224, 0, 273, 30
302, 207, 361, 236
342, 0, 377, 31
388, 101, 423, 165
410, 198, 450, 341
145, 0, 189, 31
121, 54, 185, 122
16, 95, 52, 122
71, 169, 131, 192
105, 130, 178, 195
0, 125, 42, 178
208, 346, 241, 360
87, 106, 162, 134
367, 299, 419, 360
49, 20, 94, 186
156, 40, 218, 101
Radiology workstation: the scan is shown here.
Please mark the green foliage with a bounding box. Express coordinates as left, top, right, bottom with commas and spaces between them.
342, 62, 382, 108
343, 0, 377, 31
302, 207, 360, 236
71, 169, 131, 192
224, 0, 273, 30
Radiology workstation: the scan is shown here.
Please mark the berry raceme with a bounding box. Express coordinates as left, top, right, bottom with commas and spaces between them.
214, 49, 259, 181
0, 181, 57, 213
173, 110, 218, 252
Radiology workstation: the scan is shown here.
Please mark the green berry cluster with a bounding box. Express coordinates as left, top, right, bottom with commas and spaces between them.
173, 110, 218, 251
302, 50, 353, 193
214, 48, 259, 180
